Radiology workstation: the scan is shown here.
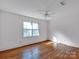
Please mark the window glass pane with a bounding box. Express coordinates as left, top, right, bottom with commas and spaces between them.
23, 22, 32, 29
32, 23, 39, 29
33, 29, 39, 36
23, 29, 32, 37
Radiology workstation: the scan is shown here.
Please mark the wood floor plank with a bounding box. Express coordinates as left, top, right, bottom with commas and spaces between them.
0, 41, 79, 59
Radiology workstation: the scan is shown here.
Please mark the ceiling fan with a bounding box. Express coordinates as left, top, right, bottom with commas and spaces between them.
37, 0, 66, 19
38, 9, 55, 19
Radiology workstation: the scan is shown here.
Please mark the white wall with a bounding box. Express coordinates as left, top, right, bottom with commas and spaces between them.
48, 12, 79, 48
48, 0, 79, 48
0, 11, 2, 49
0, 10, 48, 51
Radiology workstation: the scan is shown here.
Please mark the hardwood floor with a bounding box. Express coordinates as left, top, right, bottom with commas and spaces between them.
0, 40, 79, 59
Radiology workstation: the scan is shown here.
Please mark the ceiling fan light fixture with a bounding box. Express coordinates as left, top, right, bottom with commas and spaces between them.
60, 2, 65, 5
60, 0, 66, 6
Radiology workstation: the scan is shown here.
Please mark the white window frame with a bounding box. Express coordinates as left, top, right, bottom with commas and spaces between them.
23, 21, 40, 37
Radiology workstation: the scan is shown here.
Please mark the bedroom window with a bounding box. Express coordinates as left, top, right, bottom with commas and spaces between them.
23, 22, 39, 37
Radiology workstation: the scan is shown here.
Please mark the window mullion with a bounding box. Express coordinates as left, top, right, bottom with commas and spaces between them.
31, 22, 33, 36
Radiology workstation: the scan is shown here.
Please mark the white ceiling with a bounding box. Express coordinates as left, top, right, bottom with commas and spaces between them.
0, 0, 79, 20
